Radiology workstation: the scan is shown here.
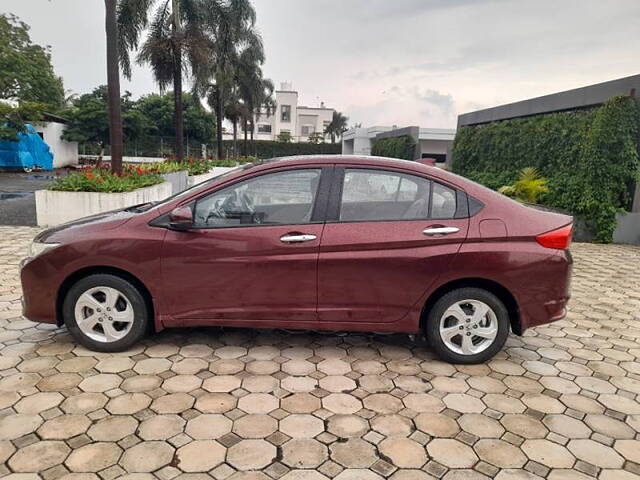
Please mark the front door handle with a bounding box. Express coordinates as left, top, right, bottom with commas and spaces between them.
280, 234, 317, 243
423, 226, 460, 236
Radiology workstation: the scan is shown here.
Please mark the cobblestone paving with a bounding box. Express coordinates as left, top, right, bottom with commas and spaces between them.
1, 226, 640, 480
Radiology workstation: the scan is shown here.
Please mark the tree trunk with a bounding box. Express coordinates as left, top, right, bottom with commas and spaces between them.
173, 50, 184, 161
172, 0, 184, 162
104, 0, 123, 175
216, 85, 225, 159
250, 119, 255, 157
243, 118, 248, 157
232, 119, 238, 158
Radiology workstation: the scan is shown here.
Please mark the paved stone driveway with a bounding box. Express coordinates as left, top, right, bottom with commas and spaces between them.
1, 226, 640, 480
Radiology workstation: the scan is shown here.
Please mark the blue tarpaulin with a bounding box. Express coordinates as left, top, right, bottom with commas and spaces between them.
0, 124, 54, 171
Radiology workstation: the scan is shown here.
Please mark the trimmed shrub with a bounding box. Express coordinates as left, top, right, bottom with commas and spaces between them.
371, 135, 416, 160
452, 96, 640, 242
232, 140, 341, 159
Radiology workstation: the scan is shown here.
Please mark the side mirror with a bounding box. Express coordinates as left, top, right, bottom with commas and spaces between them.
169, 206, 194, 231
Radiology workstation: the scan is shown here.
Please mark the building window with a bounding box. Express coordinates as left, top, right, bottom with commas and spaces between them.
258, 124, 272, 134
301, 125, 314, 136
281, 105, 291, 123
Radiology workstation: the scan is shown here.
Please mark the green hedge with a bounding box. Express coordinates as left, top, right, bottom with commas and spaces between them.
452, 96, 640, 242
229, 140, 341, 159
371, 135, 416, 160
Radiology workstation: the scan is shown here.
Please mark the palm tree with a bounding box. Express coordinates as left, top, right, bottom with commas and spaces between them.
118, 0, 211, 161
244, 77, 275, 156
104, 0, 123, 174
194, 0, 259, 159
222, 84, 248, 158
325, 111, 349, 144
234, 41, 274, 156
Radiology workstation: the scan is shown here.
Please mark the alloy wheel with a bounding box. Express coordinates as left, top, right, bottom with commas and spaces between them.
74, 286, 134, 343
439, 299, 498, 355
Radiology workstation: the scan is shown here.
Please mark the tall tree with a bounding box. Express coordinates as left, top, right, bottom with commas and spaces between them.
195, 0, 260, 159
235, 40, 274, 156
105, 0, 124, 174
118, 0, 211, 161
324, 111, 349, 144
0, 13, 64, 142
0, 14, 65, 107
222, 84, 247, 158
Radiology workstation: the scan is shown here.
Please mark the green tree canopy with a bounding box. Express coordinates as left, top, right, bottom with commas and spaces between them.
62, 86, 149, 151
0, 14, 64, 107
136, 91, 216, 143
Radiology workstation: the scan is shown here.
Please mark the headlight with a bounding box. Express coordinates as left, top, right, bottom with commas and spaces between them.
27, 242, 60, 258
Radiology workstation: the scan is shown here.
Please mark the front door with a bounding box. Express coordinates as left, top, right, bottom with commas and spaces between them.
318, 167, 469, 324
161, 167, 329, 323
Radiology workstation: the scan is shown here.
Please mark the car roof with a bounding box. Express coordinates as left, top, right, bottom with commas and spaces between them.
251, 155, 469, 189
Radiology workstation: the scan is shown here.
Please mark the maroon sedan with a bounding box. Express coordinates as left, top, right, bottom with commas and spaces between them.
21, 156, 572, 363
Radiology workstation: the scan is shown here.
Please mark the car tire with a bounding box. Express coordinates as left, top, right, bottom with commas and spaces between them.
425, 287, 510, 364
63, 274, 149, 352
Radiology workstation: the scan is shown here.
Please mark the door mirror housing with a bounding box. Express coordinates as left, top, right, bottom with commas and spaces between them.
169, 206, 194, 231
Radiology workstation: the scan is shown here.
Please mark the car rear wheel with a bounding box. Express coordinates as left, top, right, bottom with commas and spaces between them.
63, 274, 149, 352
425, 287, 510, 364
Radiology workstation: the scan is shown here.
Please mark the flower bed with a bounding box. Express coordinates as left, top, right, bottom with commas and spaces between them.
48, 166, 164, 193
38, 166, 171, 227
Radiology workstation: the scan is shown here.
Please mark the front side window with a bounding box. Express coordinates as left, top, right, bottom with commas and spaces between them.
339, 169, 431, 221
193, 169, 321, 227
257, 124, 272, 133
281, 105, 291, 122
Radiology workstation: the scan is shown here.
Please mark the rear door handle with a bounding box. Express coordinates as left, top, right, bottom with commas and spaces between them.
423, 226, 460, 236
280, 234, 317, 243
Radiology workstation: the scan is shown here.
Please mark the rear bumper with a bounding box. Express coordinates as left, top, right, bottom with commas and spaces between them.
517, 249, 572, 333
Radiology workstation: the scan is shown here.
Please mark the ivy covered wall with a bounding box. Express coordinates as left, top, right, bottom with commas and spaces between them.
452, 96, 640, 242
371, 135, 416, 160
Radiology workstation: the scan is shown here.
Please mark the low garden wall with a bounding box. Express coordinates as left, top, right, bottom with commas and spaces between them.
187, 167, 235, 187
36, 182, 172, 227
614, 213, 640, 245
161, 171, 189, 194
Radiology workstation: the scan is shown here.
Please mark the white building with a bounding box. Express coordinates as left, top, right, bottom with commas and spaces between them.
35, 114, 78, 168
252, 83, 336, 143
342, 125, 456, 165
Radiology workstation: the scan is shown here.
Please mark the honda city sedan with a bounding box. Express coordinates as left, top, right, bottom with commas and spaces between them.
20, 156, 573, 363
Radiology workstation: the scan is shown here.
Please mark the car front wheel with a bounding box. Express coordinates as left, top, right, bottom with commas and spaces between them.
425, 287, 510, 364
63, 274, 149, 352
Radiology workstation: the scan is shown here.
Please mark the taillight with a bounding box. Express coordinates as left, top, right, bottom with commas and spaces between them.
536, 224, 573, 249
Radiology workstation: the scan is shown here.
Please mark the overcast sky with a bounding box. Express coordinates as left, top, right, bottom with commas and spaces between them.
3, 0, 639, 128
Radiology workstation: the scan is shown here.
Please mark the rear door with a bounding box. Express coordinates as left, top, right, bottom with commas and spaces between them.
317, 166, 469, 324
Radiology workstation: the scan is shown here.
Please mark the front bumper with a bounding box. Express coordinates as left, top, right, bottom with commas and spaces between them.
20, 256, 59, 325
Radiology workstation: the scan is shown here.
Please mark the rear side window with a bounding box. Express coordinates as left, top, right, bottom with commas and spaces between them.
339, 169, 431, 221
338, 168, 460, 222
431, 182, 457, 219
